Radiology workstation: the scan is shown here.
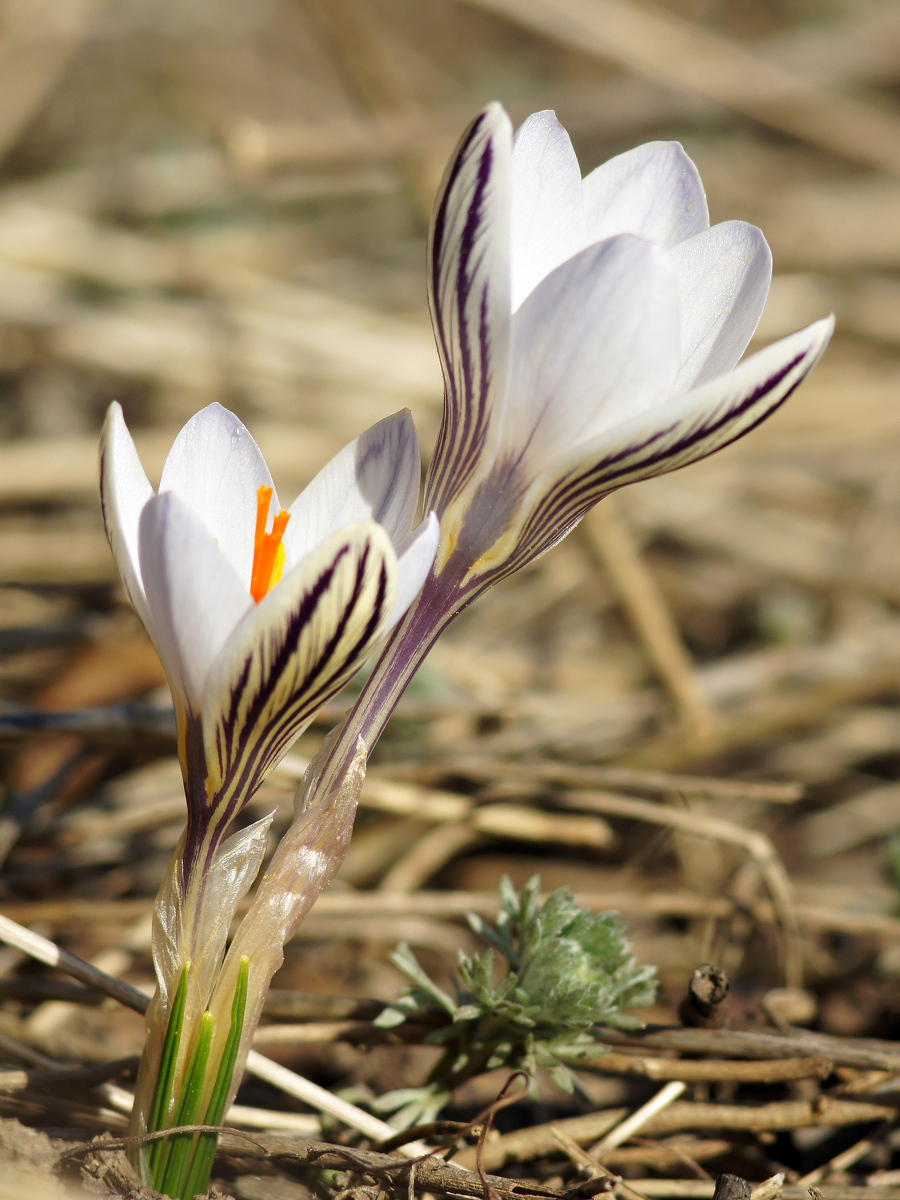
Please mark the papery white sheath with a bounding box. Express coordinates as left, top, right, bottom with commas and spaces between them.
100, 401, 438, 879
426, 105, 834, 583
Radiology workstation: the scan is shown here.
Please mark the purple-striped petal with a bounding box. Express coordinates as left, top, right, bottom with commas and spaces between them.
200, 522, 395, 832
426, 103, 513, 516
508, 317, 834, 571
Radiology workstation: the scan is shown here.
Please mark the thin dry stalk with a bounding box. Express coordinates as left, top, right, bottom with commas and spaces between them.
8, 890, 900, 942
603, 1140, 732, 1171
582, 501, 719, 747
461, 1095, 900, 1172
586, 1053, 832, 1082
448, 758, 804, 804
796, 1122, 895, 1186
748, 1176, 785, 1200
550, 1127, 653, 1200
558, 791, 803, 986
550, 1124, 597, 1174
0, 1058, 135, 1095
591, 1081, 688, 1159
250, 1020, 434, 1047
379, 823, 485, 892
598, 1025, 900, 1071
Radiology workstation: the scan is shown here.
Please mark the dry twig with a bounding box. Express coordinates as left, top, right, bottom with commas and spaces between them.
557, 791, 803, 986
583, 501, 719, 747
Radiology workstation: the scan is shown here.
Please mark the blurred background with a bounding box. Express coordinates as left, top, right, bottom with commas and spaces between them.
8, 0, 900, 1183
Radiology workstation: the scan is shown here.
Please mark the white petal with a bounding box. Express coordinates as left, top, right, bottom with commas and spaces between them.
511, 110, 588, 311
390, 511, 439, 627
203, 522, 396, 800
99, 402, 154, 629
286, 410, 421, 564
528, 317, 835, 549
426, 103, 513, 516
502, 234, 680, 472
138, 491, 251, 710
495, 318, 833, 576
159, 402, 274, 589
670, 221, 772, 395
582, 141, 709, 249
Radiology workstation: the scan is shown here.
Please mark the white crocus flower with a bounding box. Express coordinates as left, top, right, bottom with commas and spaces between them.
426, 105, 834, 584
101, 401, 438, 876
105, 405, 437, 1184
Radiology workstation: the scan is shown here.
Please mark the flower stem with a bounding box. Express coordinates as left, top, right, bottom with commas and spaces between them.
327, 566, 471, 767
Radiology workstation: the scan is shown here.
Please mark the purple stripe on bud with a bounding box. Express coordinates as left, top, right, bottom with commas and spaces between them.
427, 111, 503, 513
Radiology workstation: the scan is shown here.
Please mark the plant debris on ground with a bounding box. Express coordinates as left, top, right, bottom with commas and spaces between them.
8, 0, 900, 1197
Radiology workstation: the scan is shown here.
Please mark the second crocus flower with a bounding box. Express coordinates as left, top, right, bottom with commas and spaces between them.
427, 105, 834, 587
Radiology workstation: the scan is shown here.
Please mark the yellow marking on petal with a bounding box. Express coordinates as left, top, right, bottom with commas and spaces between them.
434, 516, 459, 573
270, 539, 286, 589
250, 485, 291, 603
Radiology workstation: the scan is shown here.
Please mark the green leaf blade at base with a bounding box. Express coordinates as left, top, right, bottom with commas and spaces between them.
146, 962, 191, 1179
182, 955, 251, 1200
157, 1009, 214, 1199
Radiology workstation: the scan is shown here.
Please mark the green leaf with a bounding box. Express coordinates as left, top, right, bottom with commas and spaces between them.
157, 1011, 215, 1198
374, 993, 421, 1028
389, 943, 456, 1014
452, 1004, 481, 1021
146, 962, 191, 1179
549, 1063, 576, 1093
182, 956, 250, 1200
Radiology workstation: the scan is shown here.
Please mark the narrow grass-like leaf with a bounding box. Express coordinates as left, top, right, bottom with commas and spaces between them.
182, 956, 250, 1200
146, 961, 190, 1178
157, 1010, 214, 1198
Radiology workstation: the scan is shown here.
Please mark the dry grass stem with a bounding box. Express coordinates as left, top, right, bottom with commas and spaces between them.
586, 1054, 832, 1082
465, 0, 900, 175
583, 501, 719, 747
591, 1081, 688, 1160
556, 792, 802, 986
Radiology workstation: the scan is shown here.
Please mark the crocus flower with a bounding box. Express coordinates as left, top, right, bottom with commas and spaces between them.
101, 400, 438, 878
104, 402, 438, 1191
426, 105, 834, 584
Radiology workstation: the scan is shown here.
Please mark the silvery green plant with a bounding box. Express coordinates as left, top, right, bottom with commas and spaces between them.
100, 102, 833, 1199
369, 876, 657, 1128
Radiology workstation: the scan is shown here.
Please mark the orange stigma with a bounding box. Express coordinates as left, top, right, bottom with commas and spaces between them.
250, 485, 290, 603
